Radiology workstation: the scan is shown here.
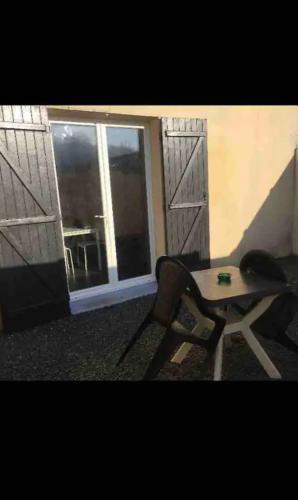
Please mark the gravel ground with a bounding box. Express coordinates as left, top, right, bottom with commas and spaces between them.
1, 256, 298, 381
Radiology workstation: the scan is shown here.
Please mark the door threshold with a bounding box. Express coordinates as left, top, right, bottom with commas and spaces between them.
70, 279, 157, 315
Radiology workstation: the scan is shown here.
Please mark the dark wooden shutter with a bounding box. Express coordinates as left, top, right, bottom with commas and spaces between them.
161, 117, 210, 271
0, 106, 69, 332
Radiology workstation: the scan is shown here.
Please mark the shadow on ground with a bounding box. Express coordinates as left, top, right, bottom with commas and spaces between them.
1, 256, 298, 381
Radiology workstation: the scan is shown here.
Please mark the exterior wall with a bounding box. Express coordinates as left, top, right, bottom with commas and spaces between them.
293, 148, 298, 254
48, 106, 298, 266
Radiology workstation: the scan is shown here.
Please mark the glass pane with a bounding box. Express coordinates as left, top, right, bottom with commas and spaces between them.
51, 123, 109, 291
106, 127, 151, 280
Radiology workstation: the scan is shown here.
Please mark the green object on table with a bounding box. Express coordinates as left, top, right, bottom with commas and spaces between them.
217, 272, 231, 284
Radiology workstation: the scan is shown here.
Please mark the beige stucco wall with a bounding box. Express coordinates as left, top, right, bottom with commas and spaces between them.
48, 106, 298, 266
293, 148, 298, 254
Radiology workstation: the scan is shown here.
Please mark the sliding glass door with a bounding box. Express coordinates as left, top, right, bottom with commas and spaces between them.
51, 121, 154, 293
106, 126, 151, 281
51, 123, 109, 291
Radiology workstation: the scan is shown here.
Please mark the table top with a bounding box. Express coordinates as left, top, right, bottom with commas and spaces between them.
192, 265, 292, 307
63, 227, 96, 237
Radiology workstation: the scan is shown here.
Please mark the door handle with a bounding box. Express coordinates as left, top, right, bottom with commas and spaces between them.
94, 215, 106, 219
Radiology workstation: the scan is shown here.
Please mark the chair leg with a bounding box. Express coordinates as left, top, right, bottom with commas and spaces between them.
64, 249, 70, 275
117, 314, 152, 366
84, 247, 88, 273
143, 328, 183, 380
69, 249, 75, 275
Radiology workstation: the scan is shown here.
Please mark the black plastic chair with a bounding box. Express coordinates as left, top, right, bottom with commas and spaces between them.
240, 249, 287, 282
117, 256, 226, 380
238, 249, 298, 354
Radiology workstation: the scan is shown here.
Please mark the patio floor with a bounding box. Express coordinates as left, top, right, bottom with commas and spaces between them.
1, 256, 298, 381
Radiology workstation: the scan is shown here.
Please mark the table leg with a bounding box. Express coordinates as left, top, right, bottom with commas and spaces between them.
215, 305, 233, 348
242, 295, 278, 325
241, 325, 281, 379
171, 292, 282, 380
214, 295, 282, 380
170, 294, 215, 365
214, 334, 224, 381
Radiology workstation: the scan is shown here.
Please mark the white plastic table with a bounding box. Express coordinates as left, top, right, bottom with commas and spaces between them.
63, 227, 96, 238
171, 265, 292, 380
63, 226, 102, 271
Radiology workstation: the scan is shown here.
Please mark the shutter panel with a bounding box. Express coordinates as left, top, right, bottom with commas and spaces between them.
0, 105, 69, 332
161, 117, 210, 271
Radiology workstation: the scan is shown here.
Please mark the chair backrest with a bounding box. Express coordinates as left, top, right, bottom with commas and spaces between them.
152, 256, 202, 327
240, 249, 287, 283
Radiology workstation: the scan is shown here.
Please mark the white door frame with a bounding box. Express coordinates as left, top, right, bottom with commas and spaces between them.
49, 118, 156, 302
